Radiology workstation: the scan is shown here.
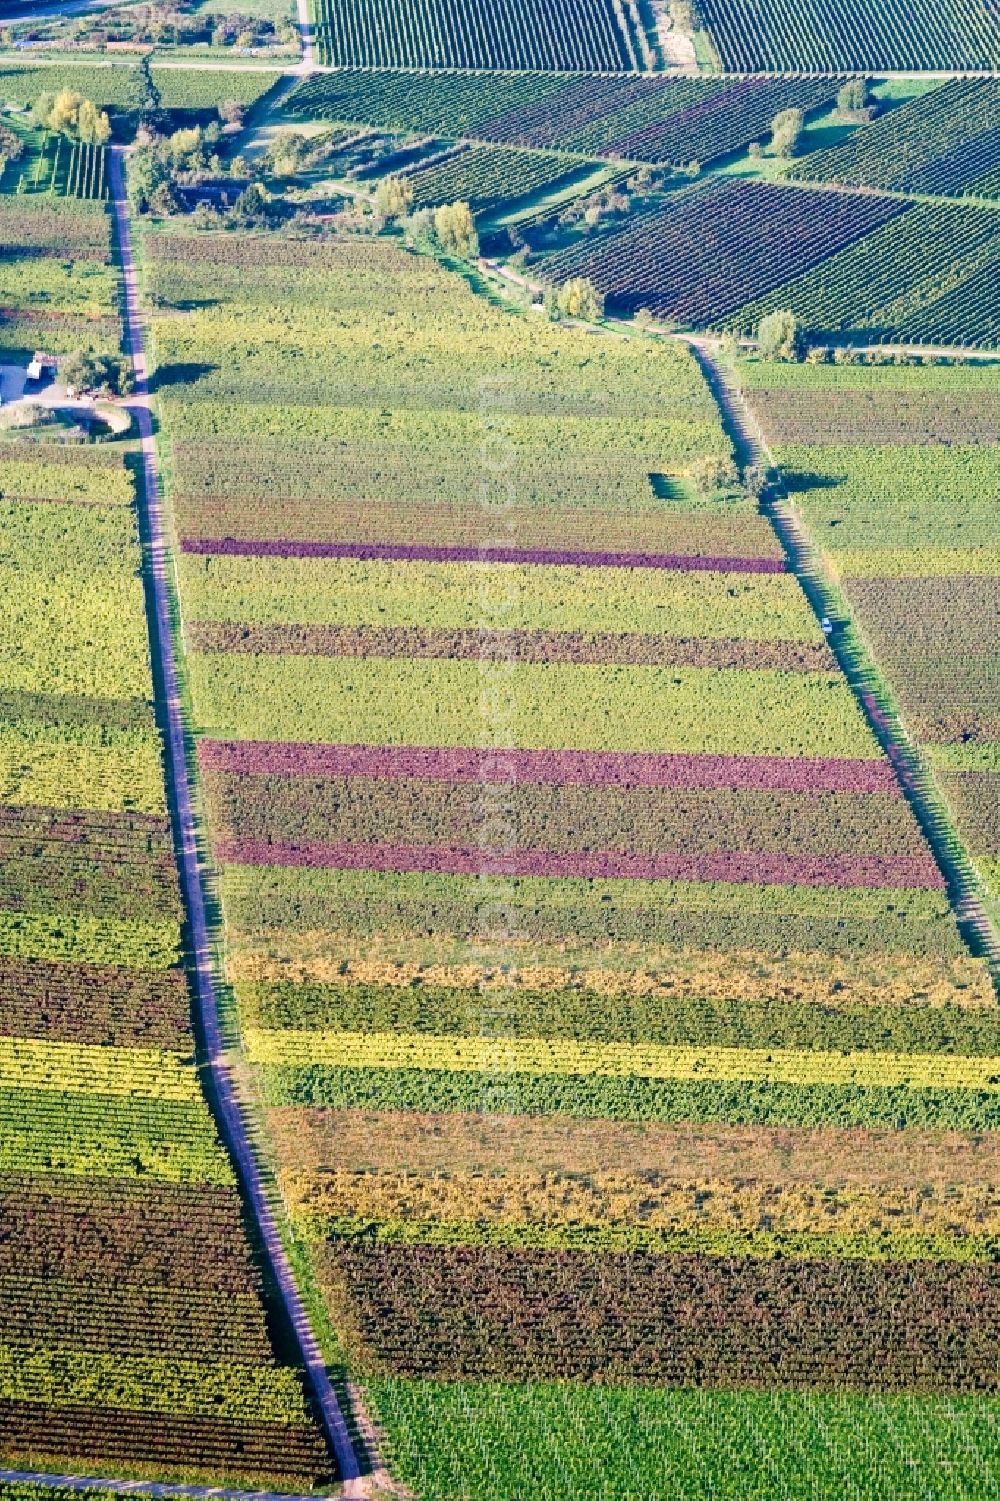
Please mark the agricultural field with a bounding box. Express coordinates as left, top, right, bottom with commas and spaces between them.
286, 71, 1000, 347
397, 143, 592, 216
786, 78, 996, 201
735, 200, 1000, 348
310, 0, 647, 70
0, 196, 120, 357
790, 77, 1000, 198
1, 129, 108, 199
0, 346, 328, 1483
698, 0, 1000, 72
285, 69, 841, 169
143, 221, 999, 1497
542, 179, 1000, 346
1, 1, 998, 1493
0, 453, 330, 1482
740, 359, 1000, 916
0, 61, 281, 121
542, 179, 909, 325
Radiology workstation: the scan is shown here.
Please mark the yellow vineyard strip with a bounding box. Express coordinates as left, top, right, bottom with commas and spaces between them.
232, 949, 996, 1010
247, 1027, 1000, 1092
0, 1037, 200, 1102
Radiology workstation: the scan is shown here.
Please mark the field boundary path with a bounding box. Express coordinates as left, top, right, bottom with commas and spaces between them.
688, 335, 1000, 973
295, 0, 315, 70
0, 1470, 326, 1501
107, 143, 374, 1498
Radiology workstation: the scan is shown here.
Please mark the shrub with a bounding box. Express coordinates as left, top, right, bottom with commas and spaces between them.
757, 309, 804, 361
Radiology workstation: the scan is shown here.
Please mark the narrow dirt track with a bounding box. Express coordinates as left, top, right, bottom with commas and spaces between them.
0, 1469, 323, 1501
688, 336, 1000, 973
107, 143, 370, 1496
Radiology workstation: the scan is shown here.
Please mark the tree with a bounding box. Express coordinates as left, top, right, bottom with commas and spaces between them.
757, 309, 804, 362
33, 89, 110, 144
77, 98, 111, 146
690, 453, 739, 497
136, 54, 164, 127
191, 200, 223, 232
837, 77, 873, 118
743, 463, 769, 500
31, 93, 55, 131
148, 179, 181, 217
126, 145, 154, 210
232, 180, 271, 224
555, 276, 603, 321
769, 106, 804, 158
61, 349, 100, 390
401, 206, 435, 243
376, 175, 413, 223
165, 125, 205, 169
61, 349, 132, 396
433, 200, 478, 259
0, 123, 25, 180
46, 88, 80, 135
218, 98, 247, 127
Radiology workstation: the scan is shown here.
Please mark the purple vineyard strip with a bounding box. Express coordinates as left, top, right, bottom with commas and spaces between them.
217, 838, 942, 889
198, 742, 899, 794
189, 622, 831, 673
180, 537, 787, 573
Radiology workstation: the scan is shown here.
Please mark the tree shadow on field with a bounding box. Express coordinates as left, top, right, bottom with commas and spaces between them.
782, 470, 846, 495
162, 296, 220, 312
151, 360, 219, 392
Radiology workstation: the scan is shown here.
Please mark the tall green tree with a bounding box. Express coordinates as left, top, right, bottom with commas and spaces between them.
769, 107, 804, 158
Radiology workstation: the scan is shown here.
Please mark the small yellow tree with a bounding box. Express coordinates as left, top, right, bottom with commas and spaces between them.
34, 89, 110, 144
556, 276, 603, 321
376, 175, 414, 223
433, 201, 478, 259
77, 98, 111, 146
689, 452, 739, 496
46, 88, 82, 135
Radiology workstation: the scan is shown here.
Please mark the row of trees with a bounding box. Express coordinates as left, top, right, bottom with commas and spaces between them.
376, 177, 480, 259
32, 88, 111, 146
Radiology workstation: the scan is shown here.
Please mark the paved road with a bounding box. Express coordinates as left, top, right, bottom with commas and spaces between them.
107, 143, 372, 1498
